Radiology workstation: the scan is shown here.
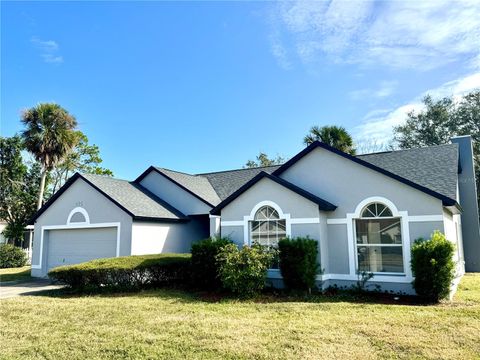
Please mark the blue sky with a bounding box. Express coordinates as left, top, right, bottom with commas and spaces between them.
2, 1, 479, 180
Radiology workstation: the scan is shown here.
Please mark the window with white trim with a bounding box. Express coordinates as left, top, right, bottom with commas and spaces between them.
250, 206, 286, 248
355, 202, 404, 273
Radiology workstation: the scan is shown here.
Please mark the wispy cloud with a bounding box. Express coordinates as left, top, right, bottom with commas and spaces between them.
268, 1, 480, 70
31, 37, 63, 64
349, 80, 398, 100
353, 72, 480, 144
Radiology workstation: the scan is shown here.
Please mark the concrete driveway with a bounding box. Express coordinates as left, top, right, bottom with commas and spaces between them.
0, 279, 64, 299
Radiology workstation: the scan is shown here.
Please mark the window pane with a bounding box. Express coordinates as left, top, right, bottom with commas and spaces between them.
357, 246, 404, 273
251, 221, 260, 233
356, 219, 402, 245
362, 204, 377, 217
361, 202, 393, 217
377, 204, 393, 217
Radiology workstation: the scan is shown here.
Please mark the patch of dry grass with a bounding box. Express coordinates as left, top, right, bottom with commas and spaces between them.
1, 274, 479, 359
0, 266, 31, 283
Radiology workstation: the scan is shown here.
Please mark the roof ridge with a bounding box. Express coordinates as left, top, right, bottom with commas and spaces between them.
357, 143, 457, 157
155, 167, 200, 177
197, 164, 282, 176
81, 173, 132, 182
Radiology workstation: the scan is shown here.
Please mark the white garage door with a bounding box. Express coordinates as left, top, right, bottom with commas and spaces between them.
47, 227, 117, 271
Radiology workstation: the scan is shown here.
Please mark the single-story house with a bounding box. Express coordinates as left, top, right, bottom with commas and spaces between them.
30, 135, 480, 294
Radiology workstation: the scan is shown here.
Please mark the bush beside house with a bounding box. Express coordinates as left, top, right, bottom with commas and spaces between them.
278, 237, 319, 292
411, 231, 456, 302
190, 237, 232, 290
0, 244, 28, 268
48, 254, 191, 289
216, 243, 273, 297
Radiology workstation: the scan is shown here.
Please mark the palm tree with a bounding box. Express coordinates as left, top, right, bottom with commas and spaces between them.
21, 103, 78, 209
303, 125, 356, 155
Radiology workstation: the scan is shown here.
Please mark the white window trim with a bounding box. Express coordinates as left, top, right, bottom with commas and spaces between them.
66, 207, 90, 225
31, 221, 121, 270
326, 197, 412, 281
243, 201, 291, 246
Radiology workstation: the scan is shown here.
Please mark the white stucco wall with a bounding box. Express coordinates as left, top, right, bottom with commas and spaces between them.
443, 209, 465, 275
131, 219, 209, 255
31, 178, 133, 277
279, 147, 444, 218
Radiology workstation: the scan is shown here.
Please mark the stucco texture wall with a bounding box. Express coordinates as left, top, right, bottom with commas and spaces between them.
31, 178, 133, 277
280, 147, 444, 218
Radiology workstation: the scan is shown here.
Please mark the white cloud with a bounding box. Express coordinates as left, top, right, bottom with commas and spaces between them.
31, 37, 63, 64
269, 1, 480, 70
353, 72, 480, 143
349, 80, 398, 100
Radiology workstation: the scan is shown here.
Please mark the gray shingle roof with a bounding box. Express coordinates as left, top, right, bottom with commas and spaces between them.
81, 174, 187, 220
198, 144, 459, 204
31, 143, 460, 224
154, 168, 222, 205
199, 165, 280, 201
357, 143, 459, 201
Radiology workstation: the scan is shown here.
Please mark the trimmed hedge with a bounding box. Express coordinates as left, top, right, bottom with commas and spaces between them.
48, 254, 191, 290
191, 237, 232, 290
0, 244, 28, 269
411, 231, 456, 302
278, 237, 319, 292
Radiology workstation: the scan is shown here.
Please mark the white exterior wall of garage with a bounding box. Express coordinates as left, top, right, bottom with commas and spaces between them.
31, 179, 133, 277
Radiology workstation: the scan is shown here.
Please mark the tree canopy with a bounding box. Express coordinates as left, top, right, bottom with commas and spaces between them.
0, 136, 43, 244
303, 125, 356, 155
244, 152, 284, 168
21, 103, 79, 209
394, 90, 480, 212
50, 131, 113, 193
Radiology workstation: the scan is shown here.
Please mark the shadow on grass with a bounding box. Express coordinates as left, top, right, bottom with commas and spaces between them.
32, 282, 429, 306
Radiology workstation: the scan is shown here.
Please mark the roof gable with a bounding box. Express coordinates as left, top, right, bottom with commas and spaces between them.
272, 141, 458, 208
135, 166, 220, 207
31, 173, 188, 223
199, 165, 280, 201
210, 172, 336, 215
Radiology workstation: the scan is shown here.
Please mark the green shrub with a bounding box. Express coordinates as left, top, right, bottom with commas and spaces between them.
48, 253, 191, 290
411, 231, 456, 302
191, 237, 232, 290
278, 237, 319, 292
0, 244, 28, 268
216, 243, 273, 297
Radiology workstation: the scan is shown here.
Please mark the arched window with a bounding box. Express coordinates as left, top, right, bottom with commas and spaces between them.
355, 202, 404, 273
250, 205, 286, 247
66, 207, 90, 225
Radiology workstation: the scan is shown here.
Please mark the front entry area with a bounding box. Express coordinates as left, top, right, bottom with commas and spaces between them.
46, 227, 117, 272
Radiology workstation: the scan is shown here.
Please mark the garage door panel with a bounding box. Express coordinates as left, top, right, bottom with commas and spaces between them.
47, 227, 117, 271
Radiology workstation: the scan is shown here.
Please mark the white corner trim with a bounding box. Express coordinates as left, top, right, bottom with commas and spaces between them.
220, 220, 244, 227
31, 222, 121, 270
290, 218, 320, 224
408, 215, 444, 222
326, 218, 348, 225
317, 273, 412, 283
66, 207, 90, 225
209, 214, 221, 219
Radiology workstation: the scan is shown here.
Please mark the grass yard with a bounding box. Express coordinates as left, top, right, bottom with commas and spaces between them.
0, 266, 31, 283
1, 275, 480, 360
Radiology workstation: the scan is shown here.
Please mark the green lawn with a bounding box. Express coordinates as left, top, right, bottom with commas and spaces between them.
1, 275, 479, 360
0, 266, 31, 283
